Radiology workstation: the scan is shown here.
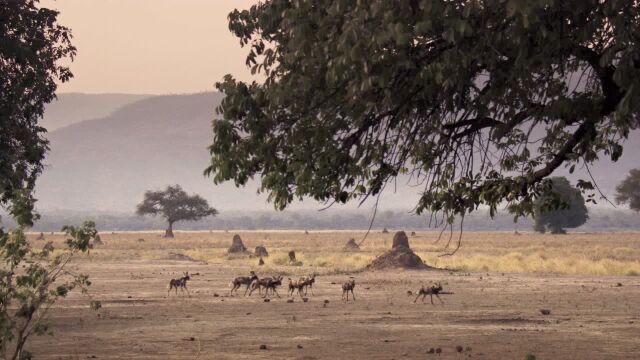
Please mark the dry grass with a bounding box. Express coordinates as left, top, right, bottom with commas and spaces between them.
28, 230, 640, 276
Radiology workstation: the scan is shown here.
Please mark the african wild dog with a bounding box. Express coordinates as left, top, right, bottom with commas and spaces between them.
168, 272, 191, 296
263, 276, 283, 298
342, 278, 356, 301
413, 282, 444, 305
249, 276, 274, 296
288, 278, 305, 297
299, 274, 316, 296
229, 271, 259, 296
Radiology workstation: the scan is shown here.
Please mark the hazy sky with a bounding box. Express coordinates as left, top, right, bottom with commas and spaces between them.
40, 0, 259, 94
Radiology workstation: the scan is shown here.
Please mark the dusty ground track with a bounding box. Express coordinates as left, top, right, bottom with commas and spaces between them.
24, 231, 640, 359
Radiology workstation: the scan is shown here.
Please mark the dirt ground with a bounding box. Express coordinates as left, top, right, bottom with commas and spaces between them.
22, 231, 640, 359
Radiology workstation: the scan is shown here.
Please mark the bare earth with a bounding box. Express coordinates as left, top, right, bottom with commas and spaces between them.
25, 231, 640, 359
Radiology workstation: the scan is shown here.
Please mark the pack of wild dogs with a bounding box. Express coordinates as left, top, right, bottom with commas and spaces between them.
168, 271, 447, 304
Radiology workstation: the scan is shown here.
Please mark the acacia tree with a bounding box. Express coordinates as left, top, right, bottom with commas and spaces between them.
533, 177, 588, 234
615, 169, 640, 211
207, 1, 639, 252
136, 185, 218, 237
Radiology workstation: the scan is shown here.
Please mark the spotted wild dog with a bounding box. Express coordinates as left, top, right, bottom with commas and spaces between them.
342, 278, 356, 301
263, 276, 283, 298
229, 271, 259, 296
249, 276, 274, 296
299, 274, 316, 296
413, 282, 444, 305
168, 272, 191, 296
288, 278, 305, 297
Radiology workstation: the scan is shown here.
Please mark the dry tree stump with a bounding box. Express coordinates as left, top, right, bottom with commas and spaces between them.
255, 245, 269, 257
343, 238, 360, 252
288, 250, 297, 263
227, 234, 247, 253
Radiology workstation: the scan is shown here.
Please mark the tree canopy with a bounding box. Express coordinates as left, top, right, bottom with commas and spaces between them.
533, 177, 588, 234
615, 168, 640, 211
207, 0, 640, 223
0, 0, 75, 226
136, 185, 218, 237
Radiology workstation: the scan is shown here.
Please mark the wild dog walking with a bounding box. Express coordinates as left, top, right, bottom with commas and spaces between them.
249, 276, 274, 296
263, 276, 283, 298
288, 278, 305, 297
168, 272, 191, 296
342, 278, 356, 301
413, 282, 444, 305
300, 274, 316, 296
229, 271, 259, 296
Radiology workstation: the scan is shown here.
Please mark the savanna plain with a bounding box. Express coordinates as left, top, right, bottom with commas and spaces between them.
27, 231, 640, 359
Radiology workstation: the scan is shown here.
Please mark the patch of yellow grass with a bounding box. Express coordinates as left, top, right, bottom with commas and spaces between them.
28, 230, 640, 276
419, 251, 640, 276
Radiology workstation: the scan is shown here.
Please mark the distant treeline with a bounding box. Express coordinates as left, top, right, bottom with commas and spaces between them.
1, 208, 639, 232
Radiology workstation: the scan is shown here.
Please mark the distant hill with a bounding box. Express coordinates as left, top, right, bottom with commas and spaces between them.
34, 92, 640, 214
36, 92, 267, 212
42, 93, 151, 131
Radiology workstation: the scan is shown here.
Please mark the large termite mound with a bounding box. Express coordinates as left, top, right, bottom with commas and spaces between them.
367, 231, 429, 270
343, 238, 360, 252
227, 234, 247, 253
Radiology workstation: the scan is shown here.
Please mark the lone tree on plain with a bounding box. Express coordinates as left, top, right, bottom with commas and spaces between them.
533, 177, 588, 234
615, 169, 640, 211
207, 1, 640, 253
136, 185, 218, 238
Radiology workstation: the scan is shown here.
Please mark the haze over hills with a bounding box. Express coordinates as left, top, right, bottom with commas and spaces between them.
35, 92, 427, 213
42, 93, 151, 131
34, 92, 640, 216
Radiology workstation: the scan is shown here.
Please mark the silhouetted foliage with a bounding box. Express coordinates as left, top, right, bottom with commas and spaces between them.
0, 0, 75, 226
0, 3, 100, 359
533, 177, 588, 234
616, 169, 640, 211
136, 185, 218, 237
208, 1, 639, 226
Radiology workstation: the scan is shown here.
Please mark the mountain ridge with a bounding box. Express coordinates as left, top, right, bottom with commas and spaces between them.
35, 92, 640, 214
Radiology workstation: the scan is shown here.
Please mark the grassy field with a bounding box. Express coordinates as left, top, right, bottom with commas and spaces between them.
30, 230, 640, 276
19, 230, 640, 359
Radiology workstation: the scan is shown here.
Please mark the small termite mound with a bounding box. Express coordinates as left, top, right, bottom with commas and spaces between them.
227, 234, 247, 253
255, 245, 269, 257
343, 238, 360, 252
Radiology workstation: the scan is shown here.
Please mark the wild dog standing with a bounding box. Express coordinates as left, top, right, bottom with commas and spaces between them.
229, 271, 259, 296
168, 272, 191, 296
413, 282, 444, 305
342, 278, 356, 301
